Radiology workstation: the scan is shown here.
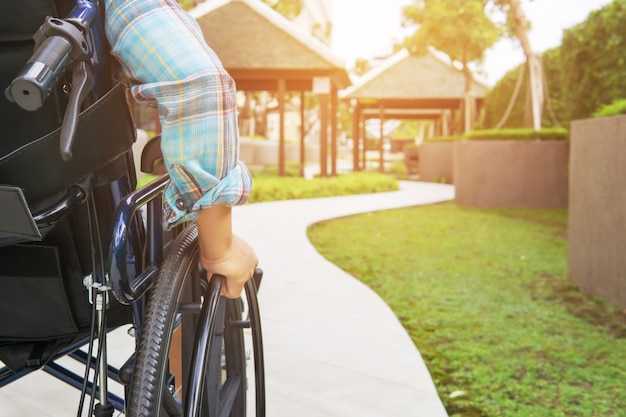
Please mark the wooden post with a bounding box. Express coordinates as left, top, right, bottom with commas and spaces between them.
360, 116, 366, 171
314, 76, 331, 177
319, 93, 328, 177
299, 90, 306, 177
378, 104, 384, 172
278, 77, 286, 176
331, 87, 338, 176
352, 102, 360, 171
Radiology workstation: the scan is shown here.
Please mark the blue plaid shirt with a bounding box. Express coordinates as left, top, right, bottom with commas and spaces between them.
104, 0, 251, 229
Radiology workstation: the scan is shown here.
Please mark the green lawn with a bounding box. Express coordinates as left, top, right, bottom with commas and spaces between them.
307, 203, 626, 417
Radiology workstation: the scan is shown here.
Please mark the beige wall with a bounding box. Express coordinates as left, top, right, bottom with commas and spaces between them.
454, 140, 569, 208
568, 115, 626, 308
418, 142, 455, 184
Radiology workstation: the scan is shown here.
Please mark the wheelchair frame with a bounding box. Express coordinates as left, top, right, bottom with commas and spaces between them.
0, 1, 264, 416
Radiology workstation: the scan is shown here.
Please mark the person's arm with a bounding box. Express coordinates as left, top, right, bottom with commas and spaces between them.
104, 0, 257, 297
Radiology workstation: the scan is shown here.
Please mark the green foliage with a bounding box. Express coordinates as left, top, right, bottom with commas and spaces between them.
464, 127, 568, 140
260, 0, 303, 19
419, 128, 568, 142
423, 135, 461, 142
561, 0, 626, 122
390, 120, 422, 140
402, 0, 503, 65
248, 172, 399, 203
541, 47, 568, 126
136, 173, 158, 189
176, 0, 197, 11
481, 64, 526, 129
308, 204, 626, 417
351, 58, 373, 77
484, 1, 626, 127
248, 164, 301, 178
387, 161, 410, 179
593, 98, 626, 117
481, 47, 567, 129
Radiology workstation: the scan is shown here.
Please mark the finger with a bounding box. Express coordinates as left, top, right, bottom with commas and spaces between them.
221, 282, 244, 299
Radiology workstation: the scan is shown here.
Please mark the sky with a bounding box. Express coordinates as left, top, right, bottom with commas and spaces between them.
329, 0, 613, 85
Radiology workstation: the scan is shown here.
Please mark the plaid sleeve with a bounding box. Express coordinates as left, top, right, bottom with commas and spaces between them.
104, 0, 252, 229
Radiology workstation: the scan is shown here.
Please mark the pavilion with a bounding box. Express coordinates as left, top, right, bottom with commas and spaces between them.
190, 0, 351, 176
341, 48, 488, 171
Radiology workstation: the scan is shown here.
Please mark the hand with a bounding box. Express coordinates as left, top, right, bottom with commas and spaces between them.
199, 234, 258, 299
195, 205, 258, 299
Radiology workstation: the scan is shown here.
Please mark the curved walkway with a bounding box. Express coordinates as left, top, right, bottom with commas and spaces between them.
0, 181, 453, 417
234, 181, 453, 417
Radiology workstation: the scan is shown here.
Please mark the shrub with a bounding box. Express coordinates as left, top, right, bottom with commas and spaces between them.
593, 98, 626, 118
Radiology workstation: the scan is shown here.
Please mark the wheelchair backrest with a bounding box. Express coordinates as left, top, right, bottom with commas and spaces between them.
0, 0, 136, 363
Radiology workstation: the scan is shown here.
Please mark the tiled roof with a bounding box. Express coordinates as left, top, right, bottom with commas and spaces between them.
190, 0, 349, 87
341, 49, 487, 101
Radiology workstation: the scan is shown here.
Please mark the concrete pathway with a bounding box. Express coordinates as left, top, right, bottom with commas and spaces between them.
233, 180, 453, 416
0, 180, 453, 417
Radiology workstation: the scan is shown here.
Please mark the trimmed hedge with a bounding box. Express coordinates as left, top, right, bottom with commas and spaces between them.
463, 127, 569, 141
416, 128, 569, 144
248, 172, 399, 203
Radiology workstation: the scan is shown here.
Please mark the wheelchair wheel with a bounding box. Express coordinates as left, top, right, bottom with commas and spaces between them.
127, 224, 264, 417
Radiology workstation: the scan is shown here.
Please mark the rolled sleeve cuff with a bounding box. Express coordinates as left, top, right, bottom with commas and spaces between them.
162, 161, 252, 229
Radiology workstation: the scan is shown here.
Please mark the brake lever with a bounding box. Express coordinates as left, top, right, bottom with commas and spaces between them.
60, 60, 94, 161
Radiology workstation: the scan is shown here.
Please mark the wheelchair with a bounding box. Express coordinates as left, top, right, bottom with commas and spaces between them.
0, 1, 265, 416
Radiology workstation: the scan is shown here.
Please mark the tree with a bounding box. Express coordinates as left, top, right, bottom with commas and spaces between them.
561, 0, 626, 121
495, 0, 543, 130
402, 0, 504, 132
481, 45, 565, 129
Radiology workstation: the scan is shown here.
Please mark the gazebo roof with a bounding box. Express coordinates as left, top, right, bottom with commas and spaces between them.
190, 0, 351, 91
341, 48, 487, 109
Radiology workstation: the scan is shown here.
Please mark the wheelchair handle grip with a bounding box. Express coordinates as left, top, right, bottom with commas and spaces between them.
5, 17, 90, 111
6, 35, 73, 111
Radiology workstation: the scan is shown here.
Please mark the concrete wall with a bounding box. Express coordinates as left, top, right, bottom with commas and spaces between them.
569, 115, 626, 308
418, 142, 455, 184
454, 140, 569, 208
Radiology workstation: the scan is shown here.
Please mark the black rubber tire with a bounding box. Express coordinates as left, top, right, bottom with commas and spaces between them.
126, 224, 263, 417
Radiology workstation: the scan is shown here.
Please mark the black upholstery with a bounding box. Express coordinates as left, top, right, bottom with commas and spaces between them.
0, 0, 136, 370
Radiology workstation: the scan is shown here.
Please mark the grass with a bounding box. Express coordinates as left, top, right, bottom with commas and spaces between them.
307, 203, 626, 417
